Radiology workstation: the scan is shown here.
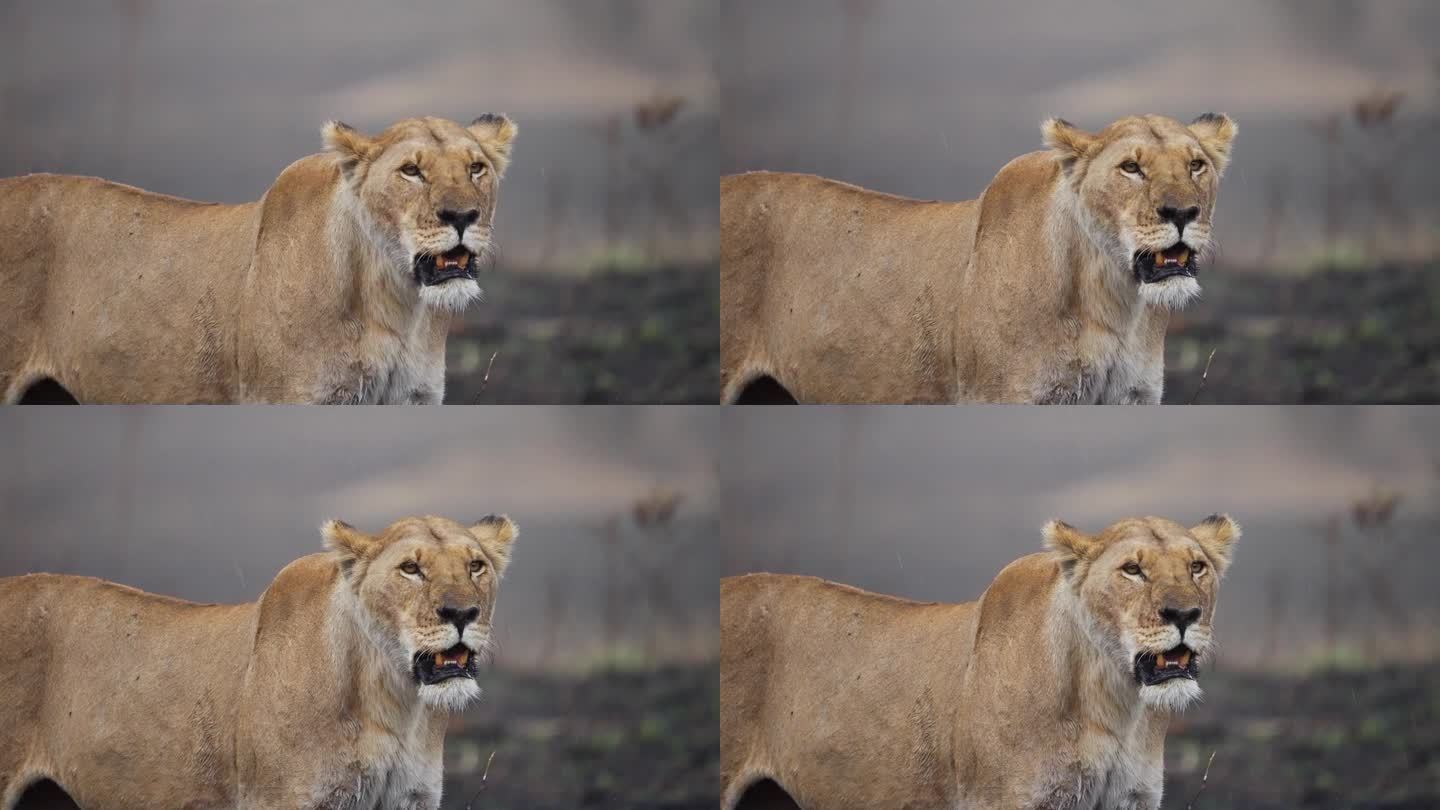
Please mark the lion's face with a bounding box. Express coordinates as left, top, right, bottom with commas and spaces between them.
322, 115, 519, 312
1045, 514, 1239, 712
1043, 114, 1237, 311
323, 514, 518, 711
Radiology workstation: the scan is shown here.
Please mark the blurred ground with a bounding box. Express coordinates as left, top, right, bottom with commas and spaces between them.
1164, 660, 1440, 809
1165, 265, 1440, 404
443, 661, 717, 810
446, 265, 718, 404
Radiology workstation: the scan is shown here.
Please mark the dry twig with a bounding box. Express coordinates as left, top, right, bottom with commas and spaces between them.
1189, 348, 1218, 405
1186, 749, 1217, 810
475, 351, 499, 401
465, 750, 498, 809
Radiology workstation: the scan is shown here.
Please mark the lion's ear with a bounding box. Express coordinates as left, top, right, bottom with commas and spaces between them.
1041, 117, 1098, 174
1187, 112, 1237, 175
1189, 513, 1240, 575
321, 120, 378, 179
321, 519, 378, 576
467, 114, 518, 177
1043, 519, 1099, 578
470, 514, 519, 577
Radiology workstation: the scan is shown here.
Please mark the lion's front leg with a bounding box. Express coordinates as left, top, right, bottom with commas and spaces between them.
393, 789, 441, 810
1120, 382, 1162, 405
1118, 785, 1163, 810
407, 385, 443, 405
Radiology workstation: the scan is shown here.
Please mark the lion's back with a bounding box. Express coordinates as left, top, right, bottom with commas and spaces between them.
720, 172, 977, 402
0, 172, 263, 402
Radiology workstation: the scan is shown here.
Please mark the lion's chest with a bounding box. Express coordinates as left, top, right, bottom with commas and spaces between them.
1028, 734, 1161, 810
1068, 315, 1163, 405
310, 737, 442, 810
319, 323, 445, 404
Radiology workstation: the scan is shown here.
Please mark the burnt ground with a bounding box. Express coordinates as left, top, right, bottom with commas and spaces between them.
444, 264, 718, 404
1162, 662, 1440, 809
1163, 264, 1440, 404
441, 661, 717, 810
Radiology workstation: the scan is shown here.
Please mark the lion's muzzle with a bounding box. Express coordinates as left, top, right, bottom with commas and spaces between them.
412, 642, 478, 685
413, 246, 478, 287
1133, 644, 1199, 686
1132, 243, 1197, 285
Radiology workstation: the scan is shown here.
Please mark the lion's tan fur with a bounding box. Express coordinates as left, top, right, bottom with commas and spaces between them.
720, 113, 1236, 404
720, 515, 1239, 810
0, 515, 518, 810
0, 115, 517, 403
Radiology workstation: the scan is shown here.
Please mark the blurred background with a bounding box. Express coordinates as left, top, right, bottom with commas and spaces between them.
0, 408, 719, 809
722, 0, 1440, 403
0, 0, 718, 404
721, 406, 1440, 809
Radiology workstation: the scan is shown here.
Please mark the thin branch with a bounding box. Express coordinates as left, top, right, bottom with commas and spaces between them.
475, 350, 499, 401
465, 750, 498, 809
1189, 348, 1218, 405
1186, 750, 1217, 810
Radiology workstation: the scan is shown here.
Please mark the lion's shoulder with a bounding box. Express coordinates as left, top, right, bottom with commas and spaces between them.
976, 151, 1062, 215
973, 553, 1062, 628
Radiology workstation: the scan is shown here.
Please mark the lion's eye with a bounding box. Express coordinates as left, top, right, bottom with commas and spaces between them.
400, 164, 422, 178
1191, 560, 1207, 575
470, 162, 487, 177
470, 559, 486, 574
1122, 562, 1143, 576
1120, 161, 1142, 176
1190, 159, 1206, 173
400, 561, 421, 575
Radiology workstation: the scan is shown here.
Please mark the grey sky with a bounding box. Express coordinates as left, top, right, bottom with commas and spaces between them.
721, 406, 1440, 663
0, 407, 721, 665
722, 0, 1440, 264
0, 0, 718, 267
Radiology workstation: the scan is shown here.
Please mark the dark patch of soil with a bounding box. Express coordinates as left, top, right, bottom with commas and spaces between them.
441, 662, 717, 810
444, 265, 718, 404
1162, 662, 1440, 808
1164, 265, 1440, 404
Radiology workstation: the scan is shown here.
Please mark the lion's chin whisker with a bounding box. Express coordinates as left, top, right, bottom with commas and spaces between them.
418, 278, 483, 312
1137, 274, 1201, 311
418, 678, 483, 713
1139, 679, 1203, 713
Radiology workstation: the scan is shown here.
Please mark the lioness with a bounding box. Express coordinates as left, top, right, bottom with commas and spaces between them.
720, 514, 1240, 810
720, 114, 1237, 404
0, 514, 518, 810
0, 115, 517, 403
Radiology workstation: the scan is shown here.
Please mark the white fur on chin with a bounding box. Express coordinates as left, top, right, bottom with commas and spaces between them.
418, 677, 483, 712
1140, 678, 1203, 713
418, 278, 483, 313
1138, 275, 1201, 311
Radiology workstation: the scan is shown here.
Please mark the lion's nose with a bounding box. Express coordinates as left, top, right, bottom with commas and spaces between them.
1156, 204, 1200, 235
436, 603, 481, 633
437, 208, 480, 237
1158, 605, 1201, 634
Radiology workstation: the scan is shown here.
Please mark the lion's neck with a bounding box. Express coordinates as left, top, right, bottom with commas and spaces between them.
1047, 188, 1145, 339
329, 189, 450, 342
1047, 585, 1157, 744
326, 584, 438, 736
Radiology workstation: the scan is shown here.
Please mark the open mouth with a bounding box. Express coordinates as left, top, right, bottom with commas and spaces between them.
412, 643, 478, 685
1132, 243, 1197, 284
413, 246, 477, 287
1134, 644, 1199, 686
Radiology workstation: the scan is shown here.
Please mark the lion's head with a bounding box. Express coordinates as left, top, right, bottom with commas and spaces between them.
321, 115, 519, 312
1041, 113, 1237, 311
322, 514, 518, 711
1043, 514, 1239, 712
